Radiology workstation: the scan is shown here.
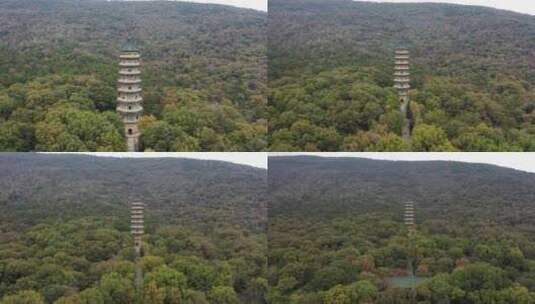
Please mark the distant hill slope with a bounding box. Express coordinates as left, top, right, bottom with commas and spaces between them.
269, 0, 535, 82
0, 0, 267, 151
268, 159, 535, 303
269, 156, 535, 232
268, 0, 535, 151
0, 154, 267, 232
0, 154, 267, 303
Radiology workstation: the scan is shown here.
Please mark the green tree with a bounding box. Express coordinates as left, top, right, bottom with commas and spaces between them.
54, 288, 104, 304
1, 290, 44, 304
141, 121, 199, 152
145, 266, 187, 304
144, 282, 165, 304
98, 272, 135, 304
324, 284, 351, 304
419, 274, 463, 303
0, 121, 34, 151
35, 105, 124, 151
411, 124, 455, 151
349, 280, 377, 303
207, 287, 240, 304
140, 256, 165, 273
451, 263, 508, 293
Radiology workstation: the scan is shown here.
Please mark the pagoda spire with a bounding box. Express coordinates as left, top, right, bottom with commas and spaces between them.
394, 48, 411, 140
117, 40, 143, 152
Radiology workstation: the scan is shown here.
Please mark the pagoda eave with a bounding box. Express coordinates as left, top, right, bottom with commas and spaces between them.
118, 80, 142, 84
117, 98, 143, 103
119, 71, 141, 76
117, 109, 143, 115
118, 89, 142, 94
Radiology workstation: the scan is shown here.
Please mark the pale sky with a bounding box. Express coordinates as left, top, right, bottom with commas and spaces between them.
181, 0, 267, 11
361, 0, 535, 15
270, 153, 535, 174
41, 152, 535, 173
45, 152, 267, 169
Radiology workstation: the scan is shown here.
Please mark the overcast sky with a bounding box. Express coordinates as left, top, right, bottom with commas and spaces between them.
361, 0, 535, 15
181, 0, 266, 11
47, 152, 267, 169
270, 153, 535, 174
42, 152, 535, 173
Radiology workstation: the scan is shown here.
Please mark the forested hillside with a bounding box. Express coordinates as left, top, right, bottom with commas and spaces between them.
268, 0, 535, 151
0, 154, 267, 303
0, 0, 267, 152
268, 156, 535, 303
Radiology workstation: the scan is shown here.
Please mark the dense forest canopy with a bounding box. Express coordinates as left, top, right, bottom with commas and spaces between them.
268, 156, 535, 303
0, 154, 267, 303
0, 0, 267, 152
268, 0, 535, 151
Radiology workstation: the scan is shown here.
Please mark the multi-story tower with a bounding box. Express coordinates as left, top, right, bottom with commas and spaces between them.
117, 41, 143, 152
130, 201, 144, 255
404, 201, 416, 276
404, 201, 415, 234
394, 48, 411, 140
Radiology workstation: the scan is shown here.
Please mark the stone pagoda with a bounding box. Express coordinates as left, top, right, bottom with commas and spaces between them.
394, 48, 411, 140
130, 201, 144, 255
117, 41, 143, 152
404, 201, 415, 234
404, 201, 417, 276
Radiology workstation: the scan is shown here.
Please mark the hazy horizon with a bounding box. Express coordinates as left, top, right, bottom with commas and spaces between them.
270, 153, 535, 174
43, 152, 268, 169
360, 0, 535, 15
174, 0, 266, 11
